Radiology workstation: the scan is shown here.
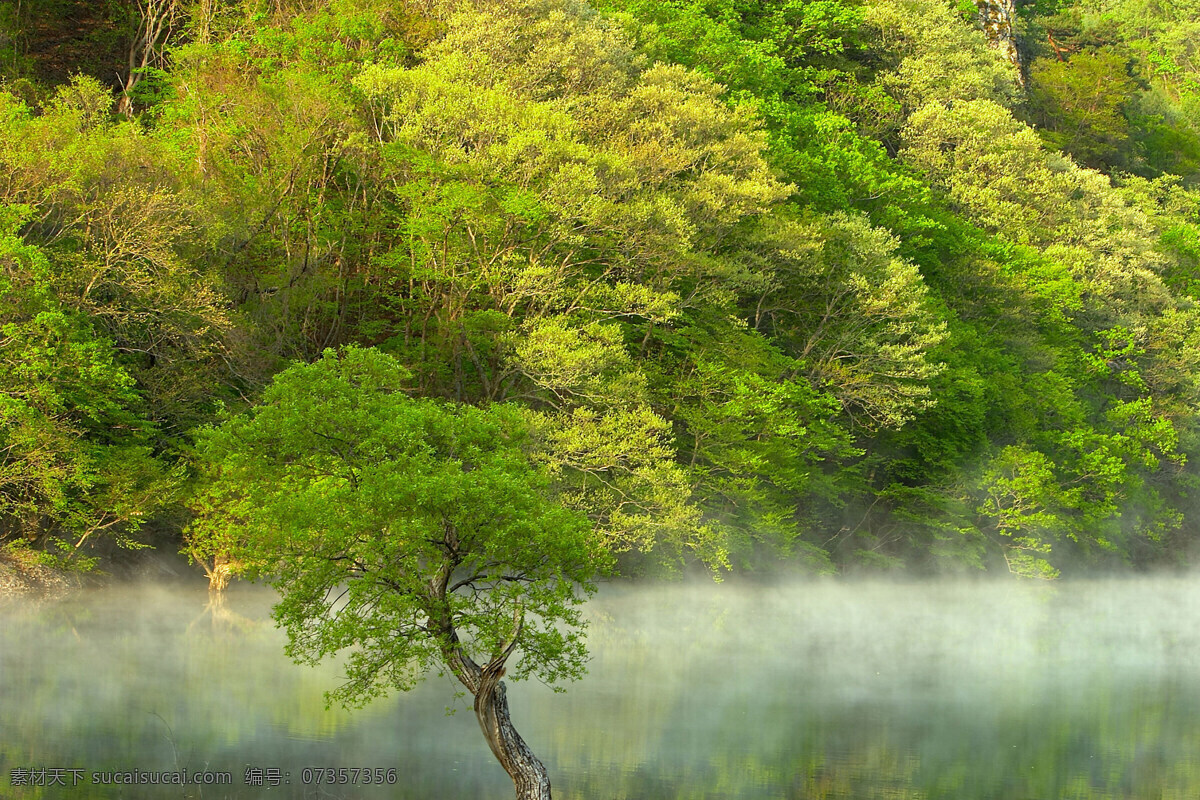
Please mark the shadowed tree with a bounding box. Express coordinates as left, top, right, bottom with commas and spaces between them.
196, 346, 606, 800
0, 205, 177, 565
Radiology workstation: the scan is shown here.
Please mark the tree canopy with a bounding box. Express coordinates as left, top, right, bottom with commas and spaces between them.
2, 0, 1200, 584
196, 346, 605, 798
7, 0, 1200, 794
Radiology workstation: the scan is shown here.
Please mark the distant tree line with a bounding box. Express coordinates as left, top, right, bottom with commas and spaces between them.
1, 0, 1199, 582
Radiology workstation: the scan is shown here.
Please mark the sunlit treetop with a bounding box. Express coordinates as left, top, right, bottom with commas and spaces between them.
198, 346, 609, 705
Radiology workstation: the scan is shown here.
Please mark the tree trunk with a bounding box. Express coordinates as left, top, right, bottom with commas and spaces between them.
205, 552, 235, 594
117, 0, 179, 116
430, 560, 552, 800
473, 669, 553, 800
436, 610, 553, 799
975, 0, 1024, 87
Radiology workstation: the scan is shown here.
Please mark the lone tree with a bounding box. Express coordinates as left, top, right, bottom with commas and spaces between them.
197, 347, 606, 800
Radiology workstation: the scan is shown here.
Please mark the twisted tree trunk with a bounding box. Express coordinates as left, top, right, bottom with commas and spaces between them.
474, 666, 553, 800
976, 0, 1024, 87
438, 644, 552, 799
431, 569, 553, 800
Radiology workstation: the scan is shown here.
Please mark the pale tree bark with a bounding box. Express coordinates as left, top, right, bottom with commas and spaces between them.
117, 0, 180, 116
205, 551, 236, 594
976, 0, 1024, 87
471, 653, 553, 800
193, 0, 215, 44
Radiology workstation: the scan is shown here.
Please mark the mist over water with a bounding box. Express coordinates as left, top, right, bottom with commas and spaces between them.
3, 576, 1200, 799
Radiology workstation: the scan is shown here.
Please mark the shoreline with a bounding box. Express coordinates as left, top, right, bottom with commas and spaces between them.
0, 542, 200, 601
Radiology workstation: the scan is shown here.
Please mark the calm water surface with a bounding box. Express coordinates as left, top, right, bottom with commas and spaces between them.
2, 576, 1200, 799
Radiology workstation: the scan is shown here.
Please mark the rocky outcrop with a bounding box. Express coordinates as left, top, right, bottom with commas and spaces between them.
976, 0, 1024, 86
0, 551, 73, 601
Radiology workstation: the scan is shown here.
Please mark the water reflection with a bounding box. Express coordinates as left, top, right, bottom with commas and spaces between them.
2, 577, 1200, 798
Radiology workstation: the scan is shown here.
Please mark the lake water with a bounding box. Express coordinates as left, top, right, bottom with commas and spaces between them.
2, 575, 1200, 799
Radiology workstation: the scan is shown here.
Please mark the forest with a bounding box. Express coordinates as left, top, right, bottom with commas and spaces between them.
2, 0, 1200, 588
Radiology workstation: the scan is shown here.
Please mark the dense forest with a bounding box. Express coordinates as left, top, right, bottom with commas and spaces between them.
3, 0, 1200, 585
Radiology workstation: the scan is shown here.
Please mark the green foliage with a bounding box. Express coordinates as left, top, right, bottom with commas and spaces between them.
863, 0, 1019, 113
0, 205, 177, 562
344, 0, 807, 568
743, 210, 948, 430
1027, 50, 1138, 170
197, 347, 606, 703
656, 318, 856, 570
1021, 0, 1200, 182
594, 0, 864, 99
5, 0, 1200, 584
0, 77, 234, 433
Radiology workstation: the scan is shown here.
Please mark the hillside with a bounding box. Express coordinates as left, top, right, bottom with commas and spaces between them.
2, 0, 1199, 583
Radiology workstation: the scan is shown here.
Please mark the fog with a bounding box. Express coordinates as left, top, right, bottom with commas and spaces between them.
3, 575, 1200, 798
